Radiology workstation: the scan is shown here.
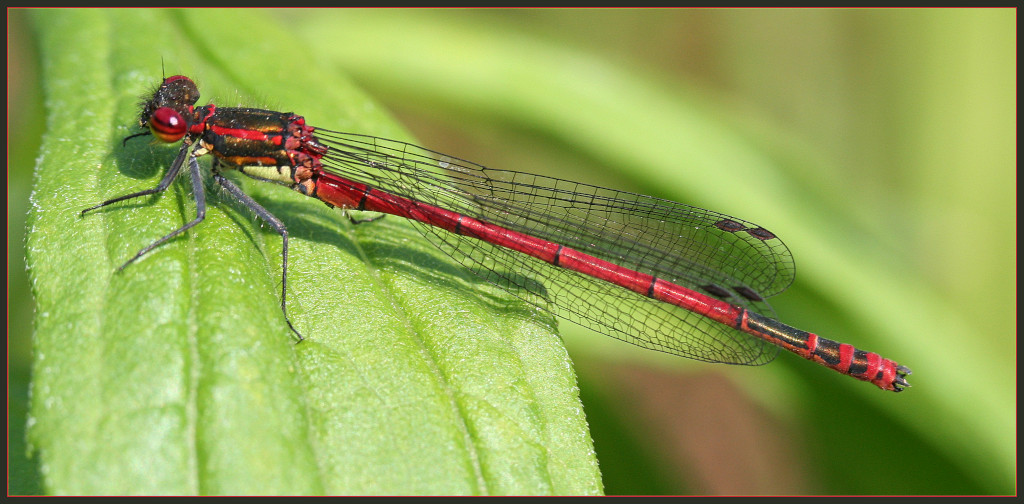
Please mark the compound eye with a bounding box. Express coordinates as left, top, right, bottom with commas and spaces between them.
149, 107, 187, 143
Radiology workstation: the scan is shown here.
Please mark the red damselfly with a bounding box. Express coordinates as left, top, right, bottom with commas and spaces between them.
82, 75, 911, 392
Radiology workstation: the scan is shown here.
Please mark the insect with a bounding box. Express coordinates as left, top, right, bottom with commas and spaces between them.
82, 75, 911, 392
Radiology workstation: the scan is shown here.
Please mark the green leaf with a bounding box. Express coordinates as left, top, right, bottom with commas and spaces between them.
25, 9, 600, 495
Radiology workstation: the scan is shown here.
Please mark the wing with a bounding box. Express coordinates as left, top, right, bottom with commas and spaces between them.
316, 131, 795, 365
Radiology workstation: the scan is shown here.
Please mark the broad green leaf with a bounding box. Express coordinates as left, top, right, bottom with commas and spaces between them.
25, 9, 600, 495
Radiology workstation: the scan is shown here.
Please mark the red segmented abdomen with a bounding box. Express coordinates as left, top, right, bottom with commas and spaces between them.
740, 310, 905, 391
313, 172, 910, 392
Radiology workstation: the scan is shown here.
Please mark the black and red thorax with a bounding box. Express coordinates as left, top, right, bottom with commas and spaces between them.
141, 75, 329, 196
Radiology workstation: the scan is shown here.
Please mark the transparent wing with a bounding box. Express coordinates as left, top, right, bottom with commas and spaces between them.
316, 131, 795, 365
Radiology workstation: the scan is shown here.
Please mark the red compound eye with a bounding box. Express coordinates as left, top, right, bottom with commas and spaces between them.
149, 107, 187, 143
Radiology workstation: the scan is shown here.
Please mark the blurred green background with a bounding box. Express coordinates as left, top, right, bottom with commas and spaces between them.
9, 8, 1015, 495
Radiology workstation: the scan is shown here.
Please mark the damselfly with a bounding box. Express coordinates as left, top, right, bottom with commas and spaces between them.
82, 75, 911, 392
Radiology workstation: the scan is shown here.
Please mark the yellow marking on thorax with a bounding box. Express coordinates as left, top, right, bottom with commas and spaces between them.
241, 165, 293, 184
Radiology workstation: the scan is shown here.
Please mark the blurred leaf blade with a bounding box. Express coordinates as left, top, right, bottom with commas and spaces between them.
294, 9, 1014, 494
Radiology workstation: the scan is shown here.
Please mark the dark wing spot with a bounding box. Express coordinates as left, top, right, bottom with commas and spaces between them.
746, 227, 776, 240
702, 283, 733, 299
733, 286, 764, 302
715, 219, 745, 232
